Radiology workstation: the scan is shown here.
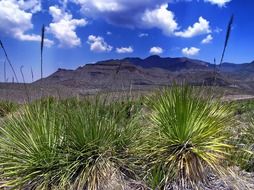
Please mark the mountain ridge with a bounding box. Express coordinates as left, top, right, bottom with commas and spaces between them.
36, 55, 254, 92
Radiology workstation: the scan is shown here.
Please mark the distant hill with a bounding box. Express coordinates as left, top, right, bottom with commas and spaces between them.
35, 55, 254, 91
2, 56, 254, 102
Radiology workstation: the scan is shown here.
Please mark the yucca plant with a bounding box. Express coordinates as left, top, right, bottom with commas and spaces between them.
0, 97, 141, 189
0, 99, 66, 189
137, 85, 233, 189
61, 98, 141, 190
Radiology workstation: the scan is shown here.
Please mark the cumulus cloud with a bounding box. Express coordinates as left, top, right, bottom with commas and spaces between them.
87, 35, 113, 52
138, 33, 149, 37
71, 0, 178, 36
68, 1, 220, 38
47, 6, 87, 48
175, 17, 211, 38
17, 0, 41, 13
106, 31, 112, 35
182, 47, 200, 56
15, 33, 54, 47
172, 0, 232, 7
116, 46, 134, 53
0, 0, 53, 46
141, 4, 178, 36
201, 34, 213, 44
204, 0, 232, 7
150, 46, 163, 55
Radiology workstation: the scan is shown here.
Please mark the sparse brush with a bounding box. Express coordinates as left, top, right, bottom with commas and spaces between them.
136, 85, 234, 189
230, 108, 254, 172
0, 101, 19, 117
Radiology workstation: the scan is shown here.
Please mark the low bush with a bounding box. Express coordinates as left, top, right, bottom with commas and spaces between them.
0, 98, 141, 189
135, 85, 234, 189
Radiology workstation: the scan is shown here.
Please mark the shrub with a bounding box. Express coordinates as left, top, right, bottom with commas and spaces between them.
0, 99, 65, 189
61, 99, 141, 189
0, 98, 141, 189
137, 85, 233, 189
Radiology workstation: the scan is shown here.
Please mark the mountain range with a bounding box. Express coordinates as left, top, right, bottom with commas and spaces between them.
2, 55, 254, 102
37, 55, 254, 91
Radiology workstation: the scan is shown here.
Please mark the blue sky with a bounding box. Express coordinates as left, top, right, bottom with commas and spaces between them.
0, 0, 254, 82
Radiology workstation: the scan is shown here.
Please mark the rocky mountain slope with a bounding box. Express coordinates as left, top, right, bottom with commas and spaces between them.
1, 55, 254, 102
36, 55, 254, 91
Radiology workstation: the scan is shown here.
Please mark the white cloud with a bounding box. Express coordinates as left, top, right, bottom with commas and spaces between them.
17, 0, 41, 13
47, 6, 87, 48
87, 35, 113, 52
138, 33, 149, 37
182, 47, 200, 56
15, 33, 54, 47
204, 0, 232, 7
116, 46, 133, 53
214, 27, 222, 33
0, 0, 53, 46
71, 0, 178, 36
141, 4, 178, 36
150, 46, 163, 55
201, 34, 213, 44
175, 17, 211, 38
107, 31, 112, 35
172, 0, 232, 7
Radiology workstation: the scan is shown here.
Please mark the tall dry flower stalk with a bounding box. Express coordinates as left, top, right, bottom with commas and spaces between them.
3, 59, 7, 82
219, 15, 234, 67
31, 67, 34, 82
41, 25, 45, 80
0, 40, 18, 83
20, 65, 30, 102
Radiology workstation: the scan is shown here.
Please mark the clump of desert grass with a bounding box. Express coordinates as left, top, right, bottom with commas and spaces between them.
0, 85, 251, 190
0, 97, 141, 190
0, 100, 19, 117
229, 102, 254, 172
134, 85, 234, 189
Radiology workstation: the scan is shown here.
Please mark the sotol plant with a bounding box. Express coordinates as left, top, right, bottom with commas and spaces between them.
137, 85, 233, 189
61, 99, 140, 190
0, 98, 140, 190
0, 100, 65, 189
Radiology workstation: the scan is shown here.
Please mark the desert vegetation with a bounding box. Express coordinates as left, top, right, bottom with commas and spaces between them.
1, 8, 254, 189
0, 85, 254, 190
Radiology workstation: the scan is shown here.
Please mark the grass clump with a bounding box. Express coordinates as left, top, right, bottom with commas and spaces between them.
137, 85, 234, 189
0, 101, 19, 117
0, 97, 140, 190
0, 99, 65, 189
230, 111, 254, 172
61, 99, 140, 190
